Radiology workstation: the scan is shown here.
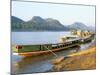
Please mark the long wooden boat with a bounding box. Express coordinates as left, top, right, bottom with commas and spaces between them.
12, 39, 80, 57
19, 44, 80, 57
12, 33, 95, 57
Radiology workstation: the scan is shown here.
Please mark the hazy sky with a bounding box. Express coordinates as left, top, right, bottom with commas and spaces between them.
12, 1, 95, 26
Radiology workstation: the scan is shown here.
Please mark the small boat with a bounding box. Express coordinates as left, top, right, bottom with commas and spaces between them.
12, 39, 80, 57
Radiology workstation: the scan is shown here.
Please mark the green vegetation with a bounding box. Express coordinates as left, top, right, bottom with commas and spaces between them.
11, 16, 68, 31
11, 16, 95, 32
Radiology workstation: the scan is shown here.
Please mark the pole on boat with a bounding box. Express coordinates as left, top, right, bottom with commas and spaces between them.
44, 46, 58, 57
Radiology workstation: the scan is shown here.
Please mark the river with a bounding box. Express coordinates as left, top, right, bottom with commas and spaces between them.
11, 32, 95, 74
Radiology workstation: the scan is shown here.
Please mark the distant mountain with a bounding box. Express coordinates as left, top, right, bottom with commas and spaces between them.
11, 16, 95, 32
31, 16, 45, 23
67, 22, 95, 31
87, 26, 95, 32
11, 16, 24, 31
67, 22, 88, 30
11, 16, 24, 23
11, 16, 68, 31
45, 18, 67, 31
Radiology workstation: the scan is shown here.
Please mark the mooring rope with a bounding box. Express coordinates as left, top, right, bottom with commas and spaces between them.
44, 46, 58, 57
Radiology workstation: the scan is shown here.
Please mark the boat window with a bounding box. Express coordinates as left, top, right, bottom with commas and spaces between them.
60, 45, 63, 47
63, 45, 65, 47
65, 44, 67, 46
52, 46, 57, 49
52, 44, 57, 47
57, 46, 60, 48
60, 45, 62, 47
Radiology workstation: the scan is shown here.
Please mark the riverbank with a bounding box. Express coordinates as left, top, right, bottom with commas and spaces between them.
52, 46, 96, 71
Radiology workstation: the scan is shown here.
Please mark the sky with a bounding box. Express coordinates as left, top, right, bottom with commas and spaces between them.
12, 1, 95, 26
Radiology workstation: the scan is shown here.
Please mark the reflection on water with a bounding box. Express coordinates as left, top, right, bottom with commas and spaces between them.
11, 40, 95, 74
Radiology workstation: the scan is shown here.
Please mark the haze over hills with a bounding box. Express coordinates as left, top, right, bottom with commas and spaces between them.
67, 22, 95, 32
11, 16, 95, 32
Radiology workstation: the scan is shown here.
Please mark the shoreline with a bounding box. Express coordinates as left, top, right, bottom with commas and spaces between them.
51, 46, 96, 71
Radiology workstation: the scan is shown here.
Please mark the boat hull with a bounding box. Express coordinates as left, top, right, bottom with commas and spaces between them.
18, 44, 80, 57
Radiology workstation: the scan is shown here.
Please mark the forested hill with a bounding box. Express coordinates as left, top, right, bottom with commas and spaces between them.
11, 16, 68, 31
11, 16, 95, 32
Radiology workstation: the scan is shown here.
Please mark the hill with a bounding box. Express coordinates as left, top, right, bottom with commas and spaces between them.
11, 16, 95, 32
67, 22, 95, 32
11, 16, 68, 31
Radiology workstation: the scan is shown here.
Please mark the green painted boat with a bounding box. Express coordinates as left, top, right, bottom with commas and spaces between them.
12, 39, 80, 57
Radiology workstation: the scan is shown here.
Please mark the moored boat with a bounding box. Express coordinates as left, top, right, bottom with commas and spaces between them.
12, 39, 80, 57
12, 33, 95, 57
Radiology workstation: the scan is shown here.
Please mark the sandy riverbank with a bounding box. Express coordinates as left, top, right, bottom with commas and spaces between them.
52, 46, 96, 71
